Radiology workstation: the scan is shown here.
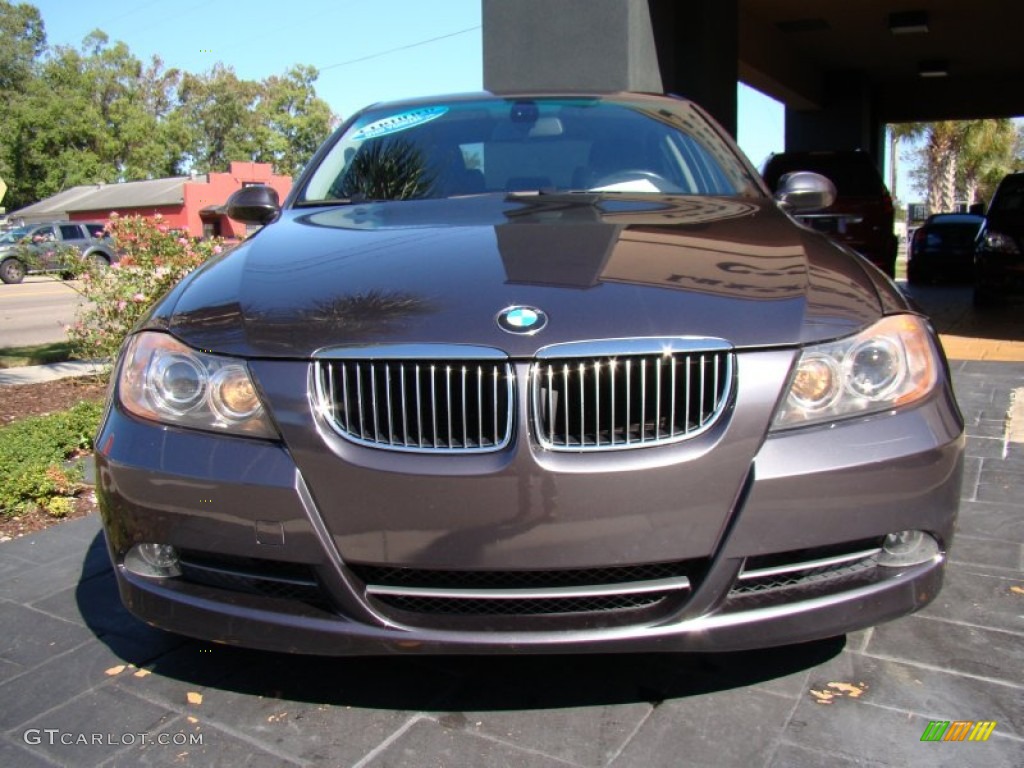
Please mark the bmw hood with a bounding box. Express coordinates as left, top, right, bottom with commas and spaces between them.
151, 194, 899, 358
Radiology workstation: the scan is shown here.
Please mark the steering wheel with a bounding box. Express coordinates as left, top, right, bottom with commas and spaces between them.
590, 170, 682, 193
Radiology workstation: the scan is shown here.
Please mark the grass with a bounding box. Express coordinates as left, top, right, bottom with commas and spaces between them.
0, 401, 103, 517
0, 341, 77, 369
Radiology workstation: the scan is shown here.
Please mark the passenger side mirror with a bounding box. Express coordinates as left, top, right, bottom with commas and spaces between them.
226, 185, 281, 226
773, 171, 836, 212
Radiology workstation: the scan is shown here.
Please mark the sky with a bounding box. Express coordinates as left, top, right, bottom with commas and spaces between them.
30, 0, 917, 198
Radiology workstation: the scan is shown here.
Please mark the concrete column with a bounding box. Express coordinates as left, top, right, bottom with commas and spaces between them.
482, 0, 662, 94
647, 0, 739, 136
785, 71, 885, 170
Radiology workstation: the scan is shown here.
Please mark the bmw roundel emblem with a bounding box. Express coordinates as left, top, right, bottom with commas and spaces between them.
497, 305, 548, 335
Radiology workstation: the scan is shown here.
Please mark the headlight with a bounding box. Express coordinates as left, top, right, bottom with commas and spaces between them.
771, 314, 940, 430
118, 332, 278, 438
979, 230, 1020, 254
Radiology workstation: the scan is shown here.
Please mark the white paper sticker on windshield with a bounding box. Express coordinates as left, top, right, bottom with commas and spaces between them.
351, 106, 449, 141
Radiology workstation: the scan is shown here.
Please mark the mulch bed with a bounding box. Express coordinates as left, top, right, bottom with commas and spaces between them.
0, 376, 107, 541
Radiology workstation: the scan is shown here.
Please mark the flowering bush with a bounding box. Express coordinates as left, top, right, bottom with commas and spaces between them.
66, 214, 225, 364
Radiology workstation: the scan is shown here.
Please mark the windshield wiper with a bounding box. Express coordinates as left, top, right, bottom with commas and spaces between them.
293, 197, 361, 208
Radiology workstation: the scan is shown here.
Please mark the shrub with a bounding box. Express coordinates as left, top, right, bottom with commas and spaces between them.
66, 214, 225, 364
0, 401, 104, 517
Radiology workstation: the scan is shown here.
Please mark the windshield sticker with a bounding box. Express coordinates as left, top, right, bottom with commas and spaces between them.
351, 106, 449, 141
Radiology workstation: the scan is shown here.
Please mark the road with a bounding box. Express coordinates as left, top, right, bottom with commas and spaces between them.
0, 276, 87, 347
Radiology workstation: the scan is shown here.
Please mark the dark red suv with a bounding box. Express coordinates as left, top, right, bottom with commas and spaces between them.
763, 150, 898, 277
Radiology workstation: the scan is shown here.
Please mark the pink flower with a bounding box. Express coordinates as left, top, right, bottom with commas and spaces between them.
117, 300, 127, 311
132, 292, 146, 302
177, 237, 189, 246
213, 245, 223, 254
154, 213, 163, 221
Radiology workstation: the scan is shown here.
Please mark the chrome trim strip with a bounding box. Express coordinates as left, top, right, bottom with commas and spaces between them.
315, 344, 508, 360
365, 576, 691, 600
179, 561, 319, 588
738, 549, 882, 581
535, 336, 732, 360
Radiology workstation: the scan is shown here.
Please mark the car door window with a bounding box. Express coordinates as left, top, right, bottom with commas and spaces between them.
60, 224, 85, 242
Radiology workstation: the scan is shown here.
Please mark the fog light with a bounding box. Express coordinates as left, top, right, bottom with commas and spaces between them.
124, 543, 181, 578
877, 530, 939, 567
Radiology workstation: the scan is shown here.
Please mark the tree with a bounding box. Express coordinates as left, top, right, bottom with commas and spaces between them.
0, 0, 44, 93
253, 65, 335, 177
896, 120, 1021, 215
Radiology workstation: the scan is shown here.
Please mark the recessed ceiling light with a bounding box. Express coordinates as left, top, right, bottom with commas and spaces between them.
890, 10, 929, 34
918, 59, 949, 78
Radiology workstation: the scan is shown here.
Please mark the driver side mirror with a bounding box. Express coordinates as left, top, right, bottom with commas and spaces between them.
773, 171, 836, 212
226, 185, 281, 226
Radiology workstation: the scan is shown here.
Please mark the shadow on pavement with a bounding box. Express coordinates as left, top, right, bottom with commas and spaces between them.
76, 531, 845, 712
901, 282, 1024, 341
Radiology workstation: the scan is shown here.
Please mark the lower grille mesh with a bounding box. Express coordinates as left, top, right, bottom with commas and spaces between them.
351, 561, 699, 617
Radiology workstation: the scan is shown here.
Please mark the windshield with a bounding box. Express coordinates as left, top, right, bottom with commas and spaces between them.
0, 227, 30, 244
299, 97, 758, 204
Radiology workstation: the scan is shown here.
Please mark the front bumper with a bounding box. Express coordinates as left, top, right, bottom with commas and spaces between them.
96, 361, 964, 655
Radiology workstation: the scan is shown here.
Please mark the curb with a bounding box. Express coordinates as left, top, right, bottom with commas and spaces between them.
0, 360, 109, 386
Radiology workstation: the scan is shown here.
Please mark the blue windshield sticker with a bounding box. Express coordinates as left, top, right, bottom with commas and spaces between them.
351, 106, 449, 141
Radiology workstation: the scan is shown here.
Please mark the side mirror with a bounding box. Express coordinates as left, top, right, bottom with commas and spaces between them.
773, 171, 836, 212
226, 185, 281, 225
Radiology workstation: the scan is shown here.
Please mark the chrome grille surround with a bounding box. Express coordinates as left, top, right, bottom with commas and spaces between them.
313, 344, 514, 453
531, 338, 734, 451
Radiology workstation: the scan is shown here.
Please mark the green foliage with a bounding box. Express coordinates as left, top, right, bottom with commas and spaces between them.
65, 214, 223, 363
0, 5, 336, 210
0, 400, 102, 517
0, 340, 75, 369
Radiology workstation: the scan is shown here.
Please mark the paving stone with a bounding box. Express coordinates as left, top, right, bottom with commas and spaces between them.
0, 636, 160, 731
1, 516, 103, 566
976, 467, 1024, 504
28, 571, 168, 644
948, 535, 1023, 571
919, 564, 1024, 634
0, 545, 110, 604
865, 615, 1023, 686
441, 701, 651, 768
781, 694, 1019, 767
0, 736, 62, 767
608, 687, 792, 768
98, 717, 305, 768
802, 650, 1024, 737
0, 601, 93, 671
768, 742, 888, 768
111, 641, 264, 712
361, 717, 571, 768
960, 455, 981, 501
956, 501, 1024, 544
184, 654, 434, 766
17, 686, 178, 768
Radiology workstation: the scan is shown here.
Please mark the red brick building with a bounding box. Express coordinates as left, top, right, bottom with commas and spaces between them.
12, 162, 291, 238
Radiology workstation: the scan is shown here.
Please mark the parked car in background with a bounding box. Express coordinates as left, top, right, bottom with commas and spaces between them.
974, 172, 1024, 306
96, 92, 962, 657
907, 213, 985, 284
762, 150, 898, 277
0, 220, 116, 284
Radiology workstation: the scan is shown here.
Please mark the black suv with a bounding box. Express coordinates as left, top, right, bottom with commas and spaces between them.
974, 172, 1024, 306
0, 220, 116, 284
762, 150, 898, 277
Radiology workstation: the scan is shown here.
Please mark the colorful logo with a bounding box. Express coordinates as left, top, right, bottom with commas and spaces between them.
920, 721, 997, 742
496, 306, 548, 335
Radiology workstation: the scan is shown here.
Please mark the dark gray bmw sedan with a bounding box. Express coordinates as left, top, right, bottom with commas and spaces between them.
96, 93, 964, 655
